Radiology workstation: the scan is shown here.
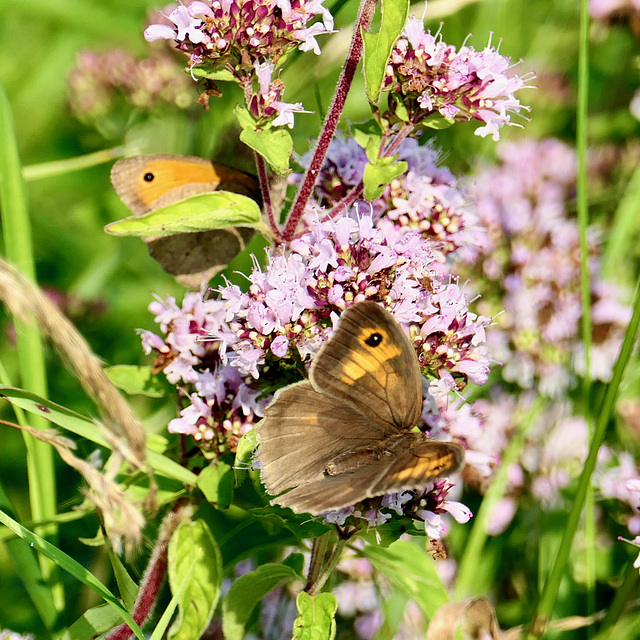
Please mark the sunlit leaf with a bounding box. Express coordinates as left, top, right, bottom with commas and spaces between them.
362, 0, 409, 102
292, 591, 338, 640
105, 365, 167, 398
222, 563, 303, 640
168, 519, 223, 640
105, 191, 263, 237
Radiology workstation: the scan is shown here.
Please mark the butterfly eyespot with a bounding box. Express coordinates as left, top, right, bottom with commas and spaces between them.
364, 332, 383, 347
143, 172, 155, 182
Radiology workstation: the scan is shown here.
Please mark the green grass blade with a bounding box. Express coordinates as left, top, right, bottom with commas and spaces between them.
526, 276, 640, 637
0, 482, 57, 632
0, 76, 61, 607
0, 385, 197, 486
0, 508, 146, 640
575, 0, 595, 628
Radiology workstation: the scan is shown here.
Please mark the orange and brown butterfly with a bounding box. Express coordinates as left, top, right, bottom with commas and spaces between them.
110, 154, 262, 288
256, 301, 465, 515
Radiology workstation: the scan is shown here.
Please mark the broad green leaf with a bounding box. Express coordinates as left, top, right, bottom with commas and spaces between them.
151, 553, 197, 640
283, 553, 305, 577
60, 604, 123, 640
105, 191, 263, 237
191, 67, 236, 82
234, 428, 258, 486
419, 112, 455, 130
362, 0, 410, 102
236, 106, 292, 174
197, 461, 234, 509
168, 519, 223, 640
353, 122, 383, 155
0, 508, 145, 640
105, 365, 166, 398
363, 159, 407, 200
0, 386, 197, 486
222, 563, 303, 640
362, 540, 449, 620
292, 591, 338, 640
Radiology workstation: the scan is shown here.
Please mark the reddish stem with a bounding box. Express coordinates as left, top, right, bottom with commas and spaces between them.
281, 0, 379, 241
256, 153, 282, 240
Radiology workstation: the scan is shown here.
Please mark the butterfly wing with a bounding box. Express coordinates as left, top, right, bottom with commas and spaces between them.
310, 302, 423, 432
258, 380, 392, 496
110, 154, 259, 215
269, 435, 465, 514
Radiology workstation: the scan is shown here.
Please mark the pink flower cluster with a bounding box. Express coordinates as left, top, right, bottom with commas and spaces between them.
470, 138, 631, 396
141, 293, 264, 454
469, 392, 640, 539
212, 213, 491, 390
145, 0, 333, 68
383, 18, 530, 139
297, 136, 485, 263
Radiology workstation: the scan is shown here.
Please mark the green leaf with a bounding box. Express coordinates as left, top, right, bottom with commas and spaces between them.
362, 540, 449, 620
391, 93, 410, 122
236, 106, 292, 175
0, 508, 145, 640
0, 483, 57, 629
151, 553, 197, 640
419, 112, 455, 130
105, 365, 167, 398
168, 519, 223, 640
363, 159, 407, 200
292, 592, 338, 640
352, 121, 383, 155
105, 191, 263, 237
191, 67, 236, 82
362, 0, 410, 102
222, 563, 303, 640
234, 428, 258, 486
107, 546, 139, 611
0, 386, 197, 486
197, 461, 234, 509
249, 504, 331, 539
60, 604, 123, 640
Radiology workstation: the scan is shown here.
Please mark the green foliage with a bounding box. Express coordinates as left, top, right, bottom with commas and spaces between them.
222, 562, 303, 640
292, 592, 338, 640
167, 519, 223, 640
362, 540, 449, 620
105, 365, 167, 397
362, 0, 409, 102
236, 106, 293, 174
105, 191, 264, 237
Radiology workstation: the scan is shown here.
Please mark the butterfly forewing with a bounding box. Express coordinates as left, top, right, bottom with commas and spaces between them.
310, 302, 423, 431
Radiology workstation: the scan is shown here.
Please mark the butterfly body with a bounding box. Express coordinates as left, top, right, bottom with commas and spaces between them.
257, 301, 465, 515
110, 154, 260, 287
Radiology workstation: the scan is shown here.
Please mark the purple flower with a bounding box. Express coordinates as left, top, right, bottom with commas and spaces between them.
382, 18, 531, 138
468, 138, 631, 396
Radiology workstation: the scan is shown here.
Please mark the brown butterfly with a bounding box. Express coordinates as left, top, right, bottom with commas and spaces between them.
110, 154, 261, 288
257, 301, 465, 515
